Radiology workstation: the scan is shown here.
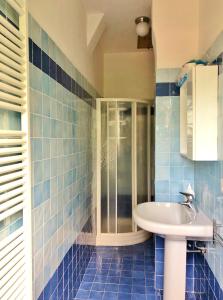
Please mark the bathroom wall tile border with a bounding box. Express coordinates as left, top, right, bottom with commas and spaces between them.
0, 9, 99, 107
155, 68, 180, 97
156, 82, 180, 97
29, 38, 96, 108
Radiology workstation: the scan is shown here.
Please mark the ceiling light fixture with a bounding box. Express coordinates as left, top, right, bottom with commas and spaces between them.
135, 16, 150, 37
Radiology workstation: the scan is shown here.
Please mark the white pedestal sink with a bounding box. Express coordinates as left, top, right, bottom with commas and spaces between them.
133, 202, 213, 300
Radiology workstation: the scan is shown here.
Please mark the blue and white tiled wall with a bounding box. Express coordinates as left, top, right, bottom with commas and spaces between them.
155, 69, 196, 294
28, 14, 98, 299
0, 3, 98, 297
154, 38, 223, 298
155, 68, 194, 203
2, 2, 223, 300
194, 31, 223, 298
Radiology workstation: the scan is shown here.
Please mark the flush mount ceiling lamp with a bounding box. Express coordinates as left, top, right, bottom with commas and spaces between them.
135, 16, 152, 49
135, 16, 150, 37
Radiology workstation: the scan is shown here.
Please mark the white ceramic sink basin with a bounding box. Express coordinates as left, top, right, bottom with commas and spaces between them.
133, 202, 213, 239
133, 202, 213, 300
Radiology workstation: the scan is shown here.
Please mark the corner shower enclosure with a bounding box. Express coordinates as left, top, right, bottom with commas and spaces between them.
96, 98, 152, 245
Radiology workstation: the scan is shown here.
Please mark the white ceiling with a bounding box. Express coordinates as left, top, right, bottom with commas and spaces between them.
82, 0, 152, 53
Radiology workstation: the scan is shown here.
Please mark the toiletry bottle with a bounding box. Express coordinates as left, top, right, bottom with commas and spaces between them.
186, 184, 195, 197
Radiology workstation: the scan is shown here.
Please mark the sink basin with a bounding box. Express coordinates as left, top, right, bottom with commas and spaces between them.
133, 202, 213, 300
133, 202, 213, 239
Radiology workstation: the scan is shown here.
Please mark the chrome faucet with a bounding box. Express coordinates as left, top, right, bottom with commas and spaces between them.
180, 192, 198, 214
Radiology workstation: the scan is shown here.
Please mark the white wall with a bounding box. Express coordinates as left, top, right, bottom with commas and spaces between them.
199, 0, 223, 56
104, 51, 155, 99
152, 0, 223, 66
27, 0, 103, 95
152, 0, 199, 69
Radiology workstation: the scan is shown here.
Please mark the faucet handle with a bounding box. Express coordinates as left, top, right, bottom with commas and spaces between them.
179, 192, 194, 202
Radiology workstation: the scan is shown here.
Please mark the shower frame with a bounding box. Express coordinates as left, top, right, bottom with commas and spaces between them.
96, 98, 152, 246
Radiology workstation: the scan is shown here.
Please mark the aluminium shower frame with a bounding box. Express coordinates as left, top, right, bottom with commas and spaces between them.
96, 98, 152, 244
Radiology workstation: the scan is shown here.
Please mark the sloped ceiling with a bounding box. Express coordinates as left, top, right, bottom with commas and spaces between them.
82, 0, 152, 53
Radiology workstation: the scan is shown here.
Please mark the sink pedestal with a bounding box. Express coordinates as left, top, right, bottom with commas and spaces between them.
133, 202, 213, 300
164, 238, 187, 300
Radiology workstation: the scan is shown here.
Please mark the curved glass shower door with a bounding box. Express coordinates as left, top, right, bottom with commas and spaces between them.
100, 99, 150, 234
101, 101, 132, 233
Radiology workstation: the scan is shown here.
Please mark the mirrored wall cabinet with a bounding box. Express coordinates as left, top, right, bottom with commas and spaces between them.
180, 65, 218, 161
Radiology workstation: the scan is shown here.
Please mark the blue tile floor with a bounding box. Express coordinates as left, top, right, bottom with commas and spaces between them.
74, 239, 159, 300
74, 239, 205, 300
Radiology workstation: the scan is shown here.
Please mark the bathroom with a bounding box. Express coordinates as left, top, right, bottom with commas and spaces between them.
0, 0, 223, 299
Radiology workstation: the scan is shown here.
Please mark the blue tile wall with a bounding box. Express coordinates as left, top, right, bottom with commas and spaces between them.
29, 39, 95, 107
155, 69, 198, 296
155, 69, 195, 296
194, 31, 223, 298
0, 7, 97, 299
2, 4, 223, 300
155, 68, 194, 203
28, 14, 98, 299
155, 35, 223, 298
38, 218, 95, 300
156, 82, 180, 97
